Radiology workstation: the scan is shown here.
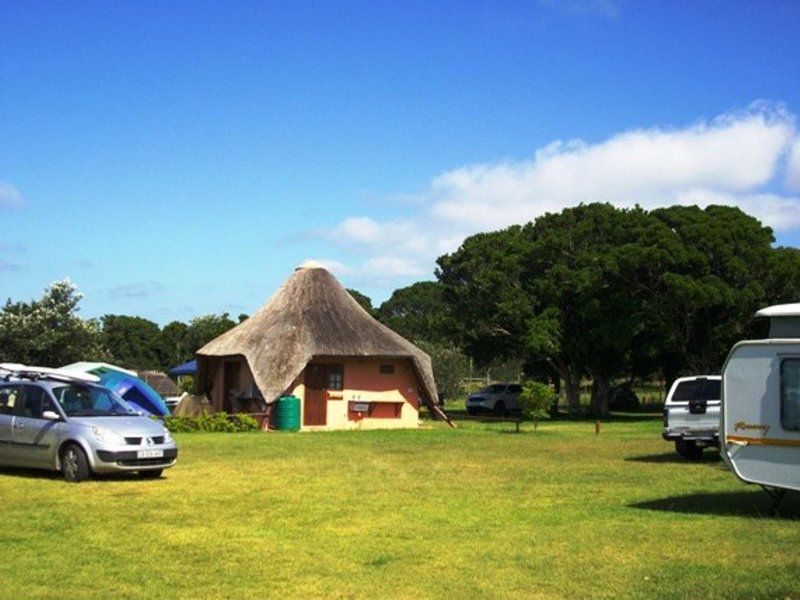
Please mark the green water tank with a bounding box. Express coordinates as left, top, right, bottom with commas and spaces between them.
274, 395, 301, 431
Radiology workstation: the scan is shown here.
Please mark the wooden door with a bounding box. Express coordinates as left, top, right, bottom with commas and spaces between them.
303, 363, 343, 426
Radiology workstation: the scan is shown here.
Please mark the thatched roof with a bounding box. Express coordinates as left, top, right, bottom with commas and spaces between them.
138, 370, 180, 397
197, 261, 447, 419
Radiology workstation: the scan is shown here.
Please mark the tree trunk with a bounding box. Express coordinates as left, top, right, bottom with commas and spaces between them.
590, 371, 612, 417
548, 359, 581, 417
565, 376, 581, 417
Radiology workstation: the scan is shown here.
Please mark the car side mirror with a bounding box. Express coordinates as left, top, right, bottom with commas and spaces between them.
42, 410, 60, 421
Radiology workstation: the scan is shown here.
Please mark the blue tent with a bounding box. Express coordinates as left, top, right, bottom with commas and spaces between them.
96, 370, 171, 416
169, 359, 197, 377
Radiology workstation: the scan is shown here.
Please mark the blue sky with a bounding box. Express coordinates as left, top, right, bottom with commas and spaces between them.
2, 0, 800, 324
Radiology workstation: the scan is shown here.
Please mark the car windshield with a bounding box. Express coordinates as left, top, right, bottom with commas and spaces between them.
480, 384, 507, 394
672, 379, 721, 402
51, 384, 138, 417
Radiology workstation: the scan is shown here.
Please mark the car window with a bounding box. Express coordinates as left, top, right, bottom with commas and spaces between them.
0, 386, 20, 416
671, 379, 720, 402
52, 384, 136, 417
14, 386, 55, 419
481, 384, 507, 394
508, 385, 522, 394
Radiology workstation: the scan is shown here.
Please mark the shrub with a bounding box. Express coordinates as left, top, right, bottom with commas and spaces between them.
178, 375, 196, 395
163, 412, 260, 433
519, 381, 557, 429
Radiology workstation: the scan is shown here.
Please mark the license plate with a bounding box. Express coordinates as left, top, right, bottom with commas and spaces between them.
137, 449, 164, 459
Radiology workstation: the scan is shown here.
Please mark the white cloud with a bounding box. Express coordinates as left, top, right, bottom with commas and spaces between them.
363, 256, 426, 277
0, 182, 24, 207
325, 103, 800, 283
788, 139, 800, 191
330, 217, 429, 254
311, 258, 354, 276
428, 105, 796, 229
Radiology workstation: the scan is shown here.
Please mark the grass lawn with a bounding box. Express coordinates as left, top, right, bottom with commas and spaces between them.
1, 417, 799, 598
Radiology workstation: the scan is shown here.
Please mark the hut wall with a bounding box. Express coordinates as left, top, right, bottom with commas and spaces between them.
288, 358, 421, 431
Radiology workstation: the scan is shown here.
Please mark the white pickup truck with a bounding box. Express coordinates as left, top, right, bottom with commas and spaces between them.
662, 375, 721, 460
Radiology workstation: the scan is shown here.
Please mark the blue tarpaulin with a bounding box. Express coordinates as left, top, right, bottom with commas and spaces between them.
97, 370, 171, 416
169, 359, 197, 377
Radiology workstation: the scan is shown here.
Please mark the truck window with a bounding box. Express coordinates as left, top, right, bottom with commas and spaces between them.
781, 359, 800, 431
671, 379, 720, 402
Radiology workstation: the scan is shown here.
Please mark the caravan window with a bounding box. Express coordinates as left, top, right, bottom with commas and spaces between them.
781, 359, 800, 431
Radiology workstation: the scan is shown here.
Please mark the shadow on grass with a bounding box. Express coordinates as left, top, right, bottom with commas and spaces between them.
439, 409, 662, 424
0, 466, 62, 481
0, 465, 166, 483
630, 490, 800, 518
626, 451, 722, 464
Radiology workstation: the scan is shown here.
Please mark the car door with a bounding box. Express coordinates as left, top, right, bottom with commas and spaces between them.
0, 385, 22, 465
11, 385, 61, 468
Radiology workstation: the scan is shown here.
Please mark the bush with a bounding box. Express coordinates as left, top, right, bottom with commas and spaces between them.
519, 381, 557, 429
163, 412, 260, 433
178, 375, 196, 395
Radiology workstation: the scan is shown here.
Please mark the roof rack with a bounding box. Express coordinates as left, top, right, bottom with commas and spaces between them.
0, 363, 101, 384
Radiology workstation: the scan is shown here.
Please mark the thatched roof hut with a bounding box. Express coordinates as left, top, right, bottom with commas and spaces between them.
196, 261, 448, 426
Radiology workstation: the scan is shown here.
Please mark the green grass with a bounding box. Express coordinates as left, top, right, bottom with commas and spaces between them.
2, 418, 799, 598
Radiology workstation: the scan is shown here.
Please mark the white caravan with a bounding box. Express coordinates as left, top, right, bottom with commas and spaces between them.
721, 303, 800, 502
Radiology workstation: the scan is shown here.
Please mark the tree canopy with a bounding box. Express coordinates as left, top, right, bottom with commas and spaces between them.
437, 203, 796, 415
376, 281, 456, 345
0, 280, 106, 367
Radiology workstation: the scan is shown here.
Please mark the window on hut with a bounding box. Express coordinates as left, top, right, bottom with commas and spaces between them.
328, 365, 343, 391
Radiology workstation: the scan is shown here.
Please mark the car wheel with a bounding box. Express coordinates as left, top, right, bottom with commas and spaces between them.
138, 469, 163, 479
675, 439, 703, 461
494, 401, 507, 417
467, 407, 477, 416
61, 443, 90, 483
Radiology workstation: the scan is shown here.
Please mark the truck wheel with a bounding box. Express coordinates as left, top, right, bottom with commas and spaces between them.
61, 443, 91, 483
675, 439, 703, 461
494, 401, 507, 417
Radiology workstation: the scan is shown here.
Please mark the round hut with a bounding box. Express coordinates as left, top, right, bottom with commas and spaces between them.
196, 261, 449, 430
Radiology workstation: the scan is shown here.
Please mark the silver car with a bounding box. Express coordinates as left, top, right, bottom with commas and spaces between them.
0, 376, 177, 482
466, 383, 522, 416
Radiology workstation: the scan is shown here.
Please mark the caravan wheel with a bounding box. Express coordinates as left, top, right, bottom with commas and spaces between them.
675, 439, 703, 461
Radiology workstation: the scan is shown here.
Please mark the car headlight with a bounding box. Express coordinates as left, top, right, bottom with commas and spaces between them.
91, 426, 126, 446
162, 429, 173, 444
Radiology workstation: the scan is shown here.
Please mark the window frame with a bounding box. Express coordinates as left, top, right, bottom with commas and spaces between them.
780, 357, 800, 432
0, 385, 21, 416
14, 385, 56, 420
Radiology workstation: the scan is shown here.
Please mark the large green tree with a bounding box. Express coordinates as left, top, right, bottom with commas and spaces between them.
436, 226, 532, 364
0, 280, 107, 366
346, 289, 375, 315
521, 204, 684, 415
101, 315, 162, 370
646, 205, 777, 379
159, 320, 190, 370
184, 313, 238, 357
437, 203, 792, 416
376, 281, 457, 344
